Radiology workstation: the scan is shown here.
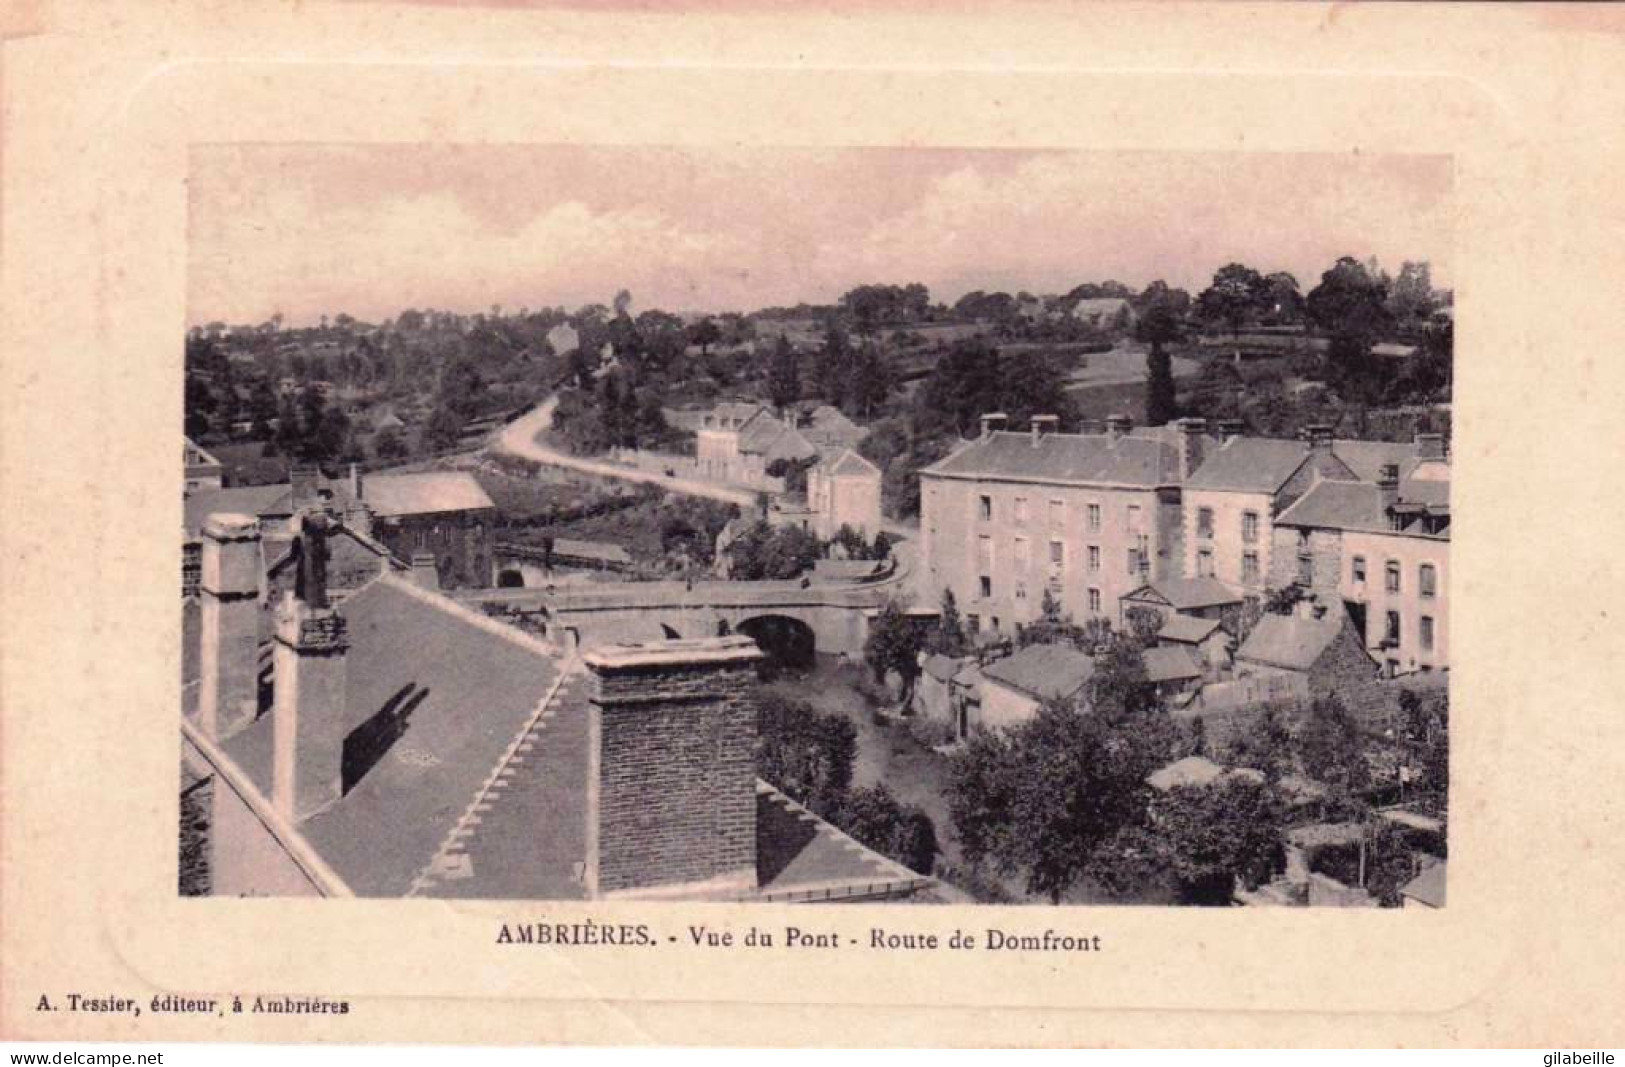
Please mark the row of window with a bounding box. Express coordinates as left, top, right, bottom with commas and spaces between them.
1382, 610, 1438, 652
1351, 557, 1439, 597
976, 494, 1142, 534
1194, 548, 1262, 583
972, 577, 1108, 616
1195, 506, 1260, 544
977, 535, 1148, 578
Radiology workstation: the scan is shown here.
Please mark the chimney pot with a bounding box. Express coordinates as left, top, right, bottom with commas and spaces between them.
1305, 424, 1335, 452
1217, 418, 1244, 443
410, 551, 441, 591
1029, 414, 1059, 445
1414, 432, 1445, 460
979, 412, 1009, 439
1105, 414, 1132, 440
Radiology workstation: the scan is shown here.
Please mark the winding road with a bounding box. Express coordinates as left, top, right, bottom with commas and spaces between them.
494, 395, 757, 507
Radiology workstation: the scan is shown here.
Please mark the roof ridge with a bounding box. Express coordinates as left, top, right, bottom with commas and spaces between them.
368, 573, 560, 661
408, 656, 581, 896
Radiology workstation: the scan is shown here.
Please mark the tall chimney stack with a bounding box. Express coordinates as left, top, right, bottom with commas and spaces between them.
271, 515, 349, 823
1176, 416, 1209, 480
979, 412, 1009, 440
197, 513, 263, 740
1029, 414, 1059, 446
581, 636, 764, 898
1377, 463, 1401, 511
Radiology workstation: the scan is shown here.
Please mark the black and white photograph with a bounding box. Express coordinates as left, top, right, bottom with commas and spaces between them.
177, 144, 1452, 908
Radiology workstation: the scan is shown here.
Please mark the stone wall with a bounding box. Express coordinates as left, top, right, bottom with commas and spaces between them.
178, 770, 214, 896
585, 639, 763, 896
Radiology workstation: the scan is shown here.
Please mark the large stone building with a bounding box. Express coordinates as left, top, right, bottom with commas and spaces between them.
1271, 448, 1450, 674
180, 512, 932, 902
918, 413, 1208, 639
920, 414, 1450, 679
695, 401, 817, 485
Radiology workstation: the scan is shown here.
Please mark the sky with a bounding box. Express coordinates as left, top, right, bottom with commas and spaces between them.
188, 145, 1452, 327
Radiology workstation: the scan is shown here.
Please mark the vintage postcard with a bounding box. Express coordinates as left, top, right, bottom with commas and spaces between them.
3, 0, 1623, 1049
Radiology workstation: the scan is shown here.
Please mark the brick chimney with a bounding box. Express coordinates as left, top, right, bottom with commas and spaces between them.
1029, 414, 1059, 446
290, 466, 323, 512
581, 636, 764, 898
271, 516, 349, 823
410, 551, 440, 591
1304, 423, 1334, 453
197, 513, 262, 741
1217, 418, 1245, 443
1176, 416, 1208, 480
1105, 413, 1133, 440
348, 463, 364, 502
979, 412, 1009, 439
1377, 463, 1401, 510
1414, 432, 1445, 460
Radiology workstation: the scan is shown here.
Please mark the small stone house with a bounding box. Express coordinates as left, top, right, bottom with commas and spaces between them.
1233, 597, 1379, 701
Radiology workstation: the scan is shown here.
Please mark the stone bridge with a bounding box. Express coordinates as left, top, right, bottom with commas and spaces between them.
457, 566, 910, 662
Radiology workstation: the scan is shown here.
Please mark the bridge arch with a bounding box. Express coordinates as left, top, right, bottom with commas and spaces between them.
496, 568, 526, 589
735, 614, 816, 671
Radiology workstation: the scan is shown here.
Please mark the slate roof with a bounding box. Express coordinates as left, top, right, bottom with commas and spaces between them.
183, 484, 297, 539
1124, 577, 1244, 611
1142, 645, 1204, 684
362, 472, 494, 517
1400, 861, 1446, 907
980, 643, 1096, 701
1158, 614, 1225, 644
1329, 439, 1421, 483
821, 448, 881, 478
1235, 607, 1346, 672
753, 783, 933, 901
220, 576, 567, 896
922, 430, 1179, 487
1184, 437, 1312, 493
1275, 478, 1450, 536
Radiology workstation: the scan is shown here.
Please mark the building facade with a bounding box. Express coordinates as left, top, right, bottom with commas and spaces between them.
919, 414, 1204, 638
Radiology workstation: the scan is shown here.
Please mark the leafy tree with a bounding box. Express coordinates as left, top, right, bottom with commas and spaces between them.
1297, 694, 1372, 796
1386, 261, 1436, 327
837, 783, 938, 875
863, 600, 923, 701
948, 695, 1176, 903
815, 322, 855, 410
725, 521, 822, 580
767, 335, 801, 409
1217, 701, 1296, 780
373, 426, 408, 461
424, 405, 464, 452
927, 587, 969, 658
1262, 272, 1304, 324
1196, 263, 1268, 336
1136, 280, 1187, 426
1306, 256, 1396, 404
756, 693, 857, 815
687, 317, 723, 359
1123, 606, 1164, 650
1149, 777, 1284, 904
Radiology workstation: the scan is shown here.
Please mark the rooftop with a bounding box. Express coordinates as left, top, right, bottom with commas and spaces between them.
362, 471, 495, 518
820, 448, 881, 478
220, 575, 568, 896
1146, 755, 1225, 791
980, 643, 1096, 702
1235, 604, 1352, 672
1124, 576, 1245, 611
1158, 614, 1226, 644
1184, 437, 1318, 494
1275, 477, 1450, 538
1400, 860, 1447, 907
1142, 644, 1204, 684
923, 429, 1179, 487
